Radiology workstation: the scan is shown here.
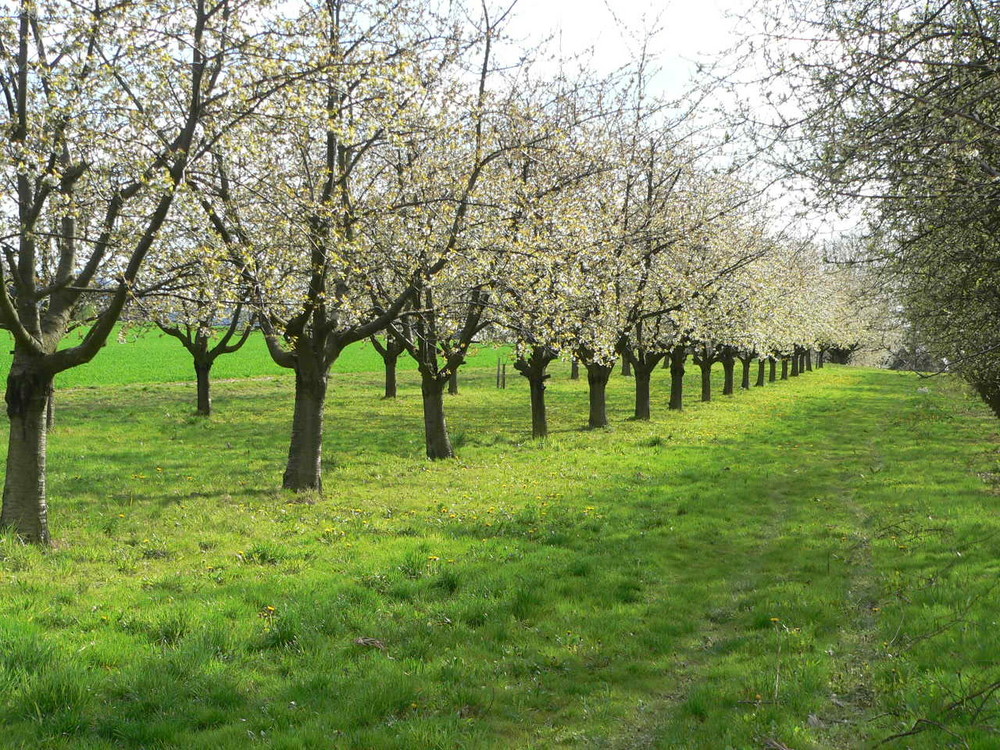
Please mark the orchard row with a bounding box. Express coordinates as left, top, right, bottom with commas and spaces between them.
1, 0, 878, 542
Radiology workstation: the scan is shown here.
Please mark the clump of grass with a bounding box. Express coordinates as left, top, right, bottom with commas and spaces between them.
238, 542, 284, 565
255, 606, 301, 651
150, 612, 189, 647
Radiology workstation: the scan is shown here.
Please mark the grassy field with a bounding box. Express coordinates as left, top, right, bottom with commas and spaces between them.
0, 329, 513, 388
0, 355, 998, 748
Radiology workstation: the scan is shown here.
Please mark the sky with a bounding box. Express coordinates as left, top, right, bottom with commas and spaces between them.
503, 0, 852, 236
505, 0, 749, 100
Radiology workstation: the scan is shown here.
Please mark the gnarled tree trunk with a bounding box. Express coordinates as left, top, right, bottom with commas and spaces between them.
631, 352, 665, 420
756, 359, 766, 387
383, 353, 399, 398
283, 370, 329, 491
421, 370, 454, 459
805, 349, 813, 371
699, 360, 713, 402
584, 361, 614, 429
2, 361, 54, 544
514, 346, 556, 439
739, 356, 753, 390
633, 367, 652, 420
791, 350, 800, 377
194, 359, 213, 416
781, 357, 789, 380
769, 357, 777, 382
621, 345, 664, 421
721, 350, 736, 396
528, 376, 548, 437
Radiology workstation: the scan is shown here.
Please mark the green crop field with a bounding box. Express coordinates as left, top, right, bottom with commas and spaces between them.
0, 355, 998, 748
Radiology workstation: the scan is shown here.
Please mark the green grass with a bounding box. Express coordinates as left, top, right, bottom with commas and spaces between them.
0, 328, 513, 388
0, 357, 998, 748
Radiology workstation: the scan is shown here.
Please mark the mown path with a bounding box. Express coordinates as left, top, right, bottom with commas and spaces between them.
605, 368, 1000, 748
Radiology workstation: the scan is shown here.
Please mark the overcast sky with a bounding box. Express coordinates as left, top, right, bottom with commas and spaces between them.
505, 0, 749, 99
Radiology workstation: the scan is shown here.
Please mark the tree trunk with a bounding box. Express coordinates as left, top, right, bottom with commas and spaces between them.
421, 371, 454, 459
828, 346, 857, 365
740, 357, 752, 390
974, 381, 1000, 418
791, 351, 800, 377
529, 375, 548, 438
195, 359, 212, 416
2, 364, 53, 544
46, 389, 54, 431
514, 348, 555, 439
282, 371, 328, 491
633, 365, 652, 420
721, 353, 736, 396
372, 335, 403, 399
448, 370, 459, 395
805, 349, 813, 371
756, 359, 766, 387
585, 362, 614, 428
383, 353, 398, 399
570, 358, 580, 380
769, 357, 777, 382
621, 358, 632, 377
781, 357, 789, 380
669, 347, 685, 411
700, 361, 713, 402
817, 349, 826, 368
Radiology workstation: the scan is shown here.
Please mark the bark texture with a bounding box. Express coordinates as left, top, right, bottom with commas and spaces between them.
421, 370, 454, 459
699, 360, 713, 402
2, 363, 53, 544
584, 361, 614, 428
739, 356, 753, 390
282, 370, 328, 491
721, 350, 736, 396
383, 353, 398, 398
513, 347, 556, 438
634, 368, 652, 420
195, 360, 212, 416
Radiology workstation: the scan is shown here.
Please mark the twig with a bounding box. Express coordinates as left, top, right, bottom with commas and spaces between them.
877, 718, 969, 748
